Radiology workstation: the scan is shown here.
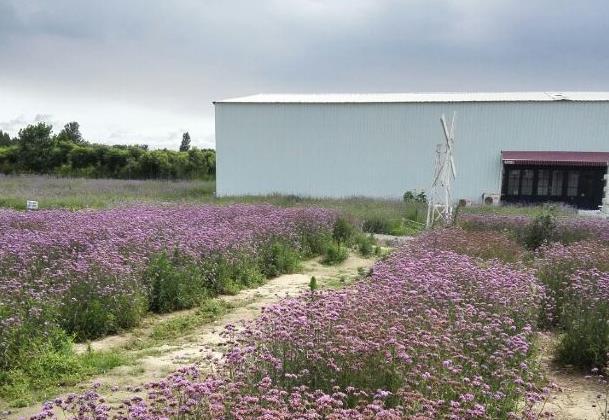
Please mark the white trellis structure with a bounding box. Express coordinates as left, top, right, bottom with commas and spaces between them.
426, 112, 457, 228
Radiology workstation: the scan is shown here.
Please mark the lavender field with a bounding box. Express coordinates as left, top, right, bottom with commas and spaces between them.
0, 204, 337, 406
3, 205, 609, 418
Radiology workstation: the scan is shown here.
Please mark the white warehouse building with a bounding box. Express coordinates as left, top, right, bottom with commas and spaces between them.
214, 92, 609, 209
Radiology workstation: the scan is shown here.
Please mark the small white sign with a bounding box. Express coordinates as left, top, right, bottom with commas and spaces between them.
26, 200, 39, 210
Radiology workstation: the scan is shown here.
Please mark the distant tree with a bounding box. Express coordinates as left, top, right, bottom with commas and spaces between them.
0, 130, 12, 146
57, 121, 84, 144
179, 132, 191, 152
16, 123, 54, 172
0, 121, 216, 180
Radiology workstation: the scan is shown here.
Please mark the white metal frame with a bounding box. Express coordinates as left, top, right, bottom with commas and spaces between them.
426, 112, 457, 228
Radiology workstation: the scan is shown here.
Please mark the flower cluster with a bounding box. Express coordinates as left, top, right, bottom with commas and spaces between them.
534, 240, 609, 326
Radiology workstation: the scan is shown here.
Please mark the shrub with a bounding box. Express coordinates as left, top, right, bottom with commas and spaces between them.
299, 230, 332, 258
309, 276, 318, 292
332, 217, 355, 246
321, 242, 348, 265
362, 216, 414, 236
259, 241, 300, 278
405, 205, 424, 223
60, 272, 146, 340
557, 270, 609, 369
146, 252, 207, 314
362, 216, 392, 234
518, 213, 557, 250
355, 233, 376, 257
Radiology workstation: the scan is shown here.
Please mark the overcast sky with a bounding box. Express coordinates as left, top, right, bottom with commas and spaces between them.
0, 0, 608, 149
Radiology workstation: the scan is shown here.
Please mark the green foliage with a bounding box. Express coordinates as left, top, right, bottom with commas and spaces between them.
518, 213, 557, 250
460, 203, 575, 218
15, 122, 56, 173
557, 302, 609, 370
557, 291, 609, 369
355, 233, 376, 257
332, 217, 355, 246
299, 230, 332, 258
180, 132, 191, 152
0, 122, 216, 180
374, 245, 382, 256
146, 251, 266, 314
321, 242, 349, 265
259, 241, 301, 278
0, 331, 127, 407
0, 176, 216, 210
146, 252, 209, 314
56, 122, 84, 144
0, 130, 12, 147
150, 300, 232, 341
146, 241, 303, 315
403, 190, 427, 204
361, 216, 392, 234
309, 276, 318, 292
361, 216, 422, 236
60, 274, 147, 341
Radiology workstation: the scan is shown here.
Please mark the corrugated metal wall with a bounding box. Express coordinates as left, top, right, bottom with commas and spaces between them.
215, 101, 609, 201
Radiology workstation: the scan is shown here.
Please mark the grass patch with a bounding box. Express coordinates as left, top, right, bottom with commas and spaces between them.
321, 242, 348, 265
460, 203, 575, 217
0, 175, 427, 236
149, 300, 234, 342
0, 175, 215, 210
0, 345, 129, 408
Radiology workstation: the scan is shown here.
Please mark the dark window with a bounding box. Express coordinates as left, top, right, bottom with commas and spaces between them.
537, 169, 550, 196
551, 171, 563, 196
567, 171, 579, 197
507, 170, 520, 195
521, 169, 534, 195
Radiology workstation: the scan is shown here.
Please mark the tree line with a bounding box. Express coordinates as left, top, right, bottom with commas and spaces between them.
0, 123, 215, 180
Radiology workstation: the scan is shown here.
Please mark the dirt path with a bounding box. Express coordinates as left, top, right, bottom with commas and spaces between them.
536, 332, 607, 419
7, 254, 376, 419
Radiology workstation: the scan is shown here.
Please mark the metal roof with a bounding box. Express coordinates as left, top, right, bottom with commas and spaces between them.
215, 92, 609, 104
502, 151, 609, 167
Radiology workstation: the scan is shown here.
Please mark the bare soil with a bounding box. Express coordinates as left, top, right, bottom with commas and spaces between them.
536, 331, 607, 419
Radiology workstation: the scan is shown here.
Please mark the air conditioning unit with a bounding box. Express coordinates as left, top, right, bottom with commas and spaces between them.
482, 193, 500, 206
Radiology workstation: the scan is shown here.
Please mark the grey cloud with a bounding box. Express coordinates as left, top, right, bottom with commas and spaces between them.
33, 113, 52, 122
0, 116, 28, 132
0, 0, 608, 147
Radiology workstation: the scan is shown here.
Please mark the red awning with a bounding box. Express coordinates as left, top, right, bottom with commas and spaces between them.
502, 151, 609, 167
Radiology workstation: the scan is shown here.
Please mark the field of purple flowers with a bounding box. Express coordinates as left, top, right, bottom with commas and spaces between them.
0, 204, 336, 393
459, 213, 609, 243
16, 209, 609, 418
35, 244, 548, 419
441, 214, 609, 370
